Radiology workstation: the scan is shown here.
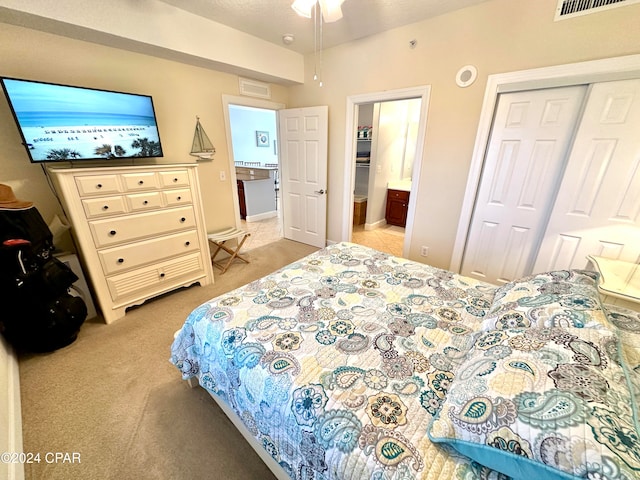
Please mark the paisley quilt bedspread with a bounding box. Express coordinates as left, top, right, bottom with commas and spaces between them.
170, 242, 640, 480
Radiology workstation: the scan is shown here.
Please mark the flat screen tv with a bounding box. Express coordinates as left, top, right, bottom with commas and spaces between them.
0, 77, 164, 163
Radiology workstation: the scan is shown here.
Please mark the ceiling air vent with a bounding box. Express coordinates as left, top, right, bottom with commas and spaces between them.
555, 0, 640, 20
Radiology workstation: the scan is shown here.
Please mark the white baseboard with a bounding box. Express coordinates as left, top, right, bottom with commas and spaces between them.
0, 335, 24, 480
365, 219, 386, 230
245, 210, 277, 222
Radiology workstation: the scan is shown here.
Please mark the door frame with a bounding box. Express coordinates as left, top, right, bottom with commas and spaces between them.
450, 53, 640, 273
342, 86, 431, 257
221, 94, 286, 227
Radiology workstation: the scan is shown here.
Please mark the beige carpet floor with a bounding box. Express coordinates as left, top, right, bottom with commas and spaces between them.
18, 239, 318, 480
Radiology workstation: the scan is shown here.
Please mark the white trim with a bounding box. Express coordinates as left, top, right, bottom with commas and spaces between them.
449, 54, 640, 273
342, 86, 431, 258
245, 210, 277, 222
1, 336, 24, 480
221, 95, 286, 229
364, 219, 387, 230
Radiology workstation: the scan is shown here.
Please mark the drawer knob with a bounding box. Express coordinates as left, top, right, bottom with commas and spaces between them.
177, 196, 182, 200
102, 205, 109, 210
109, 230, 117, 236
138, 180, 144, 185
160, 272, 165, 278
118, 258, 124, 263
180, 217, 186, 222
143, 200, 148, 205
97, 183, 103, 189
185, 241, 190, 246
173, 177, 178, 182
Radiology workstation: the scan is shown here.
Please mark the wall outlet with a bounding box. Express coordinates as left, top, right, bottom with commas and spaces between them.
219, 170, 226, 181
420, 246, 429, 257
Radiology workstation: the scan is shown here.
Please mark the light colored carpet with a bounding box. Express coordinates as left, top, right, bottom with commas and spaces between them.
18, 239, 319, 480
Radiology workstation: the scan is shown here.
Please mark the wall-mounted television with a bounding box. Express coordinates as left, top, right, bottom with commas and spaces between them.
0, 77, 164, 163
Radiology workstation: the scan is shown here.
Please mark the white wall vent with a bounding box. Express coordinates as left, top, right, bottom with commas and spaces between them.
238, 78, 271, 99
555, 0, 640, 20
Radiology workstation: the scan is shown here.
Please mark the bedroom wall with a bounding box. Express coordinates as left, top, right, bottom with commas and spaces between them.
0, 334, 23, 480
0, 23, 289, 242
1, 0, 639, 270
287, 0, 640, 269
0, 0, 304, 85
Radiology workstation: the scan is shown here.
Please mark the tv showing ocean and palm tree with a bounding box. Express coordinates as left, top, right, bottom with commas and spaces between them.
0, 77, 164, 163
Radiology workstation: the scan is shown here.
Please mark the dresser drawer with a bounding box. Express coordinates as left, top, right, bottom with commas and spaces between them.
121, 172, 159, 191
75, 175, 120, 196
159, 170, 189, 188
162, 188, 192, 206
82, 195, 127, 218
89, 206, 196, 248
106, 252, 204, 303
98, 229, 200, 275
126, 191, 163, 211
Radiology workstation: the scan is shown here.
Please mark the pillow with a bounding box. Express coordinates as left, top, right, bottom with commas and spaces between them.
481, 270, 610, 331
603, 304, 640, 404
428, 326, 640, 480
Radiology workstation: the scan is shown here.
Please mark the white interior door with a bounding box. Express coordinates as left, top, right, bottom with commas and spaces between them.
461, 86, 587, 284
278, 106, 328, 248
533, 79, 640, 272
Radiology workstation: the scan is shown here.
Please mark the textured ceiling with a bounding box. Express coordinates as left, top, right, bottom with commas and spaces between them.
156, 0, 492, 54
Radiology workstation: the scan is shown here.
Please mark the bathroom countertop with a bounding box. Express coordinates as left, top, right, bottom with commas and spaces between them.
387, 180, 411, 192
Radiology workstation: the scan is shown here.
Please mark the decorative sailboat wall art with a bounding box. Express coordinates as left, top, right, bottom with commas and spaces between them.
190, 116, 216, 160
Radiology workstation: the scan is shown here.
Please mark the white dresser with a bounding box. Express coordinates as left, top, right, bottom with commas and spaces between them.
49, 164, 214, 324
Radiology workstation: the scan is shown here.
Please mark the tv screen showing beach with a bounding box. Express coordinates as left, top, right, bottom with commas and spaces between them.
1, 77, 164, 162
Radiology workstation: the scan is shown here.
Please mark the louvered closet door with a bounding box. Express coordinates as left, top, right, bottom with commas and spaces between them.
533, 79, 640, 272
461, 86, 587, 284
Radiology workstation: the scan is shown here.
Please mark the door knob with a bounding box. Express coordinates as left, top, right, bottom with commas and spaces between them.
314, 189, 325, 195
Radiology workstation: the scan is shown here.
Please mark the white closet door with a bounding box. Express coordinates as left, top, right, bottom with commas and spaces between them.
533, 79, 640, 272
461, 86, 587, 284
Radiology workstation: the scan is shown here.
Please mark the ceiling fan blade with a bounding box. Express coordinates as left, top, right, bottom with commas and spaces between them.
319, 0, 344, 22
291, 0, 315, 18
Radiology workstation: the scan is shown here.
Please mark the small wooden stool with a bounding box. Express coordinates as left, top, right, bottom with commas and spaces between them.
207, 227, 251, 274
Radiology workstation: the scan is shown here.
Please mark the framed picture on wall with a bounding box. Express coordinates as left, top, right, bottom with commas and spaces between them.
256, 131, 269, 147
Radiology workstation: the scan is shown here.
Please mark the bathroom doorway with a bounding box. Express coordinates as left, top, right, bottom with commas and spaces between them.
349, 96, 424, 257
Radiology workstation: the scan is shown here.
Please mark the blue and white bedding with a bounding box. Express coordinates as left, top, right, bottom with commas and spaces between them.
170, 242, 640, 480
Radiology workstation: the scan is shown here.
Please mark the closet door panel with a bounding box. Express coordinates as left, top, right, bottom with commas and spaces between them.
534, 79, 640, 272
461, 86, 587, 284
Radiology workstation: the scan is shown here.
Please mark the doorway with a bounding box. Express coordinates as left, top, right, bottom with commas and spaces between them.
351, 99, 421, 256
222, 95, 285, 250
343, 86, 431, 258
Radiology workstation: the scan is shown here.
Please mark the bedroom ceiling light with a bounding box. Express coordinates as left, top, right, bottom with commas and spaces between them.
292, 0, 346, 87
291, 0, 314, 18
291, 0, 345, 23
